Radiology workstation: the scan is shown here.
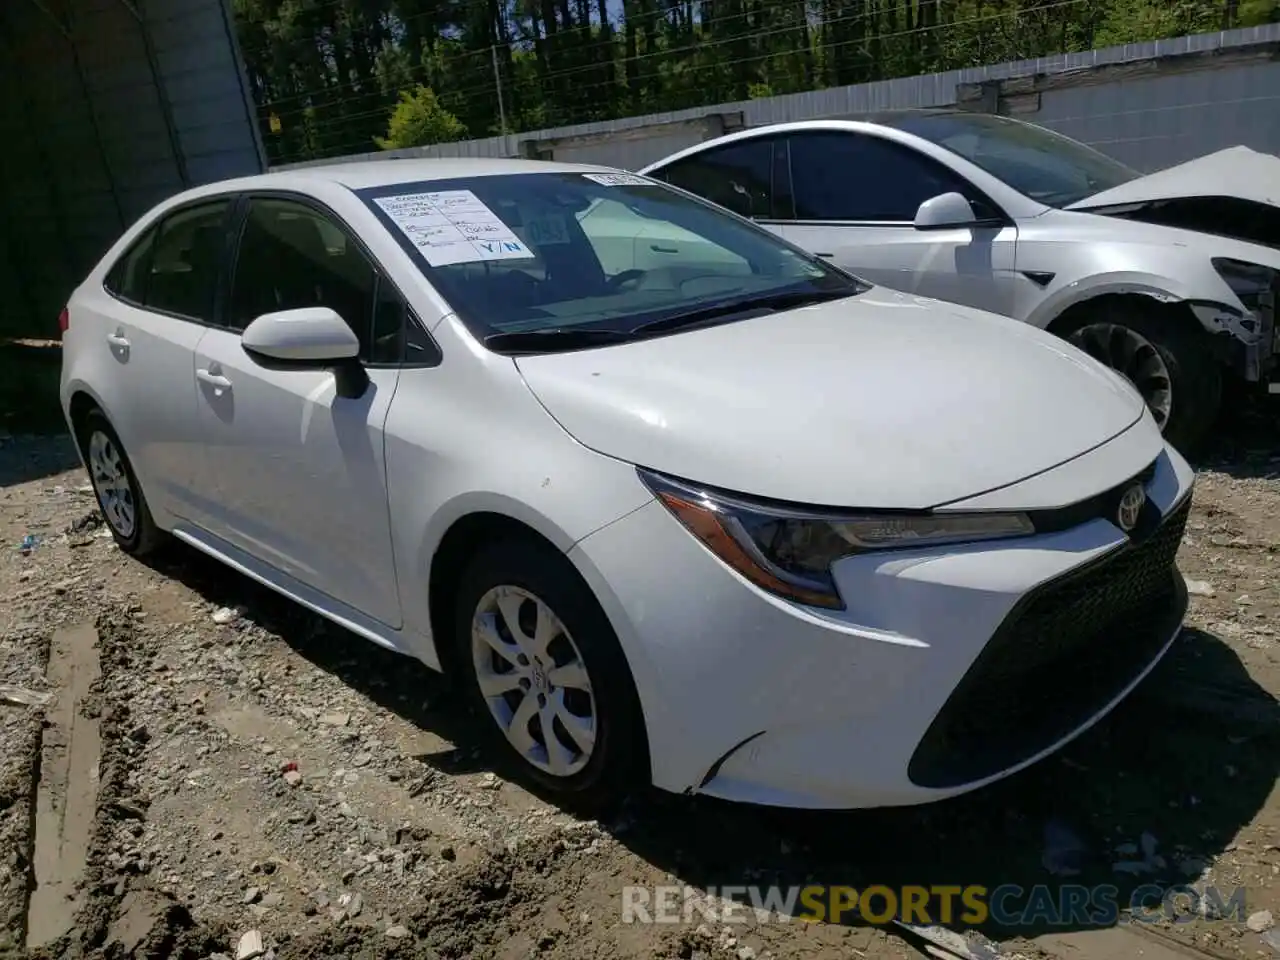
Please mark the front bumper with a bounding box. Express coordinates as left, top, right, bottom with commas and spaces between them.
569, 441, 1195, 809
1195, 280, 1278, 383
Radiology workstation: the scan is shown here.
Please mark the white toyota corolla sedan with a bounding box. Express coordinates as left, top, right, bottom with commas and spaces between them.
60, 158, 1194, 811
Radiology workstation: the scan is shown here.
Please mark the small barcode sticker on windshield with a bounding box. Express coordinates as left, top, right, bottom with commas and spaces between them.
523, 214, 570, 246
582, 172, 655, 187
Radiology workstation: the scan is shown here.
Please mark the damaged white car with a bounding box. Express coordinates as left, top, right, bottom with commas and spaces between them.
640, 112, 1280, 452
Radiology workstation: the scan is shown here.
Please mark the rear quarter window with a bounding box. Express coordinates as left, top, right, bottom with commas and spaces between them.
104, 228, 158, 304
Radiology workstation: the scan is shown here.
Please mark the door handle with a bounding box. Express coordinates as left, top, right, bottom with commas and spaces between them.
196, 369, 232, 391
106, 332, 130, 348
650, 244, 679, 254
814, 253, 835, 259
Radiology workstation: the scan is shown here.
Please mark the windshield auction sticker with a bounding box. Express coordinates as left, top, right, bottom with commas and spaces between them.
374, 190, 532, 266
582, 172, 655, 187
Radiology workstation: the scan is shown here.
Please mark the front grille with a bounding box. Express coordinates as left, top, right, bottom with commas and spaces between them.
907, 495, 1192, 789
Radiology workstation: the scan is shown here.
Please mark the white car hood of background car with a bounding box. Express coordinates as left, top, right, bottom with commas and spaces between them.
514, 288, 1146, 509
1066, 145, 1280, 210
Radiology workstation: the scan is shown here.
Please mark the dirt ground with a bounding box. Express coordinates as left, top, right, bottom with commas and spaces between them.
1, 351, 1278, 960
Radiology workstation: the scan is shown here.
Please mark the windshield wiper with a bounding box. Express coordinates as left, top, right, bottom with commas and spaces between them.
629, 288, 858, 336
483, 327, 637, 354
484, 287, 860, 353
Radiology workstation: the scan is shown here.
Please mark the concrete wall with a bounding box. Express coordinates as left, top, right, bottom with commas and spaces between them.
276, 22, 1280, 175
522, 114, 748, 170
0, 0, 263, 338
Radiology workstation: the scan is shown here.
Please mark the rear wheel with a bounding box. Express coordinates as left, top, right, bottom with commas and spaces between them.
76, 409, 165, 556
453, 538, 645, 814
1058, 303, 1221, 455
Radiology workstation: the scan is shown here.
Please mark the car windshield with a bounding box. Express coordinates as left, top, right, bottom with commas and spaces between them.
880, 112, 1141, 208
356, 171, 864, 351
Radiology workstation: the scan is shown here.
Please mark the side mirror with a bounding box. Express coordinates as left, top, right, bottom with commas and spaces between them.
913, 192, 979, 230
241, 307, 360, 364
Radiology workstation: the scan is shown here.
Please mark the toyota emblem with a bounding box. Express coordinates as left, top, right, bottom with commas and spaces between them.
1116, 484, 1146, 533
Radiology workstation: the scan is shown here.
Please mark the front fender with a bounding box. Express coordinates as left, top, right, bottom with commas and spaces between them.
406, 466, 655, 666
1027, 272, 1193, 330
417, 489, 587, 589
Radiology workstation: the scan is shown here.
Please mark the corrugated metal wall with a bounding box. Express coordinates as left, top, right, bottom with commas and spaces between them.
0, 0, 263, 339
147, 0, 265, 183
1031, 59, 1280, 170
277, 23, 1280, 175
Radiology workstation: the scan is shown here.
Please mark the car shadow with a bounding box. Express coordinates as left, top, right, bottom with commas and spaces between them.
1198, 388, 1280, 480
141, 544, 482, 747
140, 542, 1279, 949
0, 341, 82, 487
0, 434, 81, 489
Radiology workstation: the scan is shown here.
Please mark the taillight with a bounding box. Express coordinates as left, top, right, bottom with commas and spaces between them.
58, 308, 69, 335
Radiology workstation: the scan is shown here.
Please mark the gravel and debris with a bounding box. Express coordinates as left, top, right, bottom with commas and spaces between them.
1, 400, 1278, 960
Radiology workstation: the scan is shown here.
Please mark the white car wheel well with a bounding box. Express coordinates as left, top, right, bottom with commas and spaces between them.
68, 390, 101, 441
428, 512, 564, 677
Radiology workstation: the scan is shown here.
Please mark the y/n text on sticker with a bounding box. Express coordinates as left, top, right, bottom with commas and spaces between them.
583, 172, 655, 187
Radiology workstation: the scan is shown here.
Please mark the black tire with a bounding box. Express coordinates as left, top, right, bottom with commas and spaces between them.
74, 408, 166, 557
453, 537, 646, 815
1057, 303, 1222, 456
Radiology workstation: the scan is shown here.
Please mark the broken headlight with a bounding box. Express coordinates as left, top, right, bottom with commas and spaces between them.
639, 469, 1034, 610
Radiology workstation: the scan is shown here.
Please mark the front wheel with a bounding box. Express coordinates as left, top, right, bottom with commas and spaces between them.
453, 538, 646, 814
1059, 305, 1222, 456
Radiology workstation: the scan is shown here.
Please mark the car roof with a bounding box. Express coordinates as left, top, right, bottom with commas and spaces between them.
687, 109, 1006, 140
640, 108, 1039, 176
829, 107, 971, 126
239, 157, 626, 191
157, 157, 644, 211
637, 110, 1001, 173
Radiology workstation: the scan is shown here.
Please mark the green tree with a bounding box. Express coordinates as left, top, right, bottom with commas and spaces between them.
375, 86, 470, 149
231, 0, 1280, 166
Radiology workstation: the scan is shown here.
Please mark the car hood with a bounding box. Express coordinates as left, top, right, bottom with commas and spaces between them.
1066, 145, 1280, 211
514, 288, 1146, 509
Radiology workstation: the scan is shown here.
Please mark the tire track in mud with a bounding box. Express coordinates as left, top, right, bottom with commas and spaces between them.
27, 622, 102, 948
10, 604, 728, 960
24, 607, 227, 960
0, 629, 49, 952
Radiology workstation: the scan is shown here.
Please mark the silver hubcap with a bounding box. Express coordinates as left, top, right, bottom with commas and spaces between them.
87, 430, 136, 538
1069, 323, 1173, 430
470, 586, 597, 778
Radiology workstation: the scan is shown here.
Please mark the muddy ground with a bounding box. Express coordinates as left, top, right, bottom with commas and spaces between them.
0, 347, 1278, 960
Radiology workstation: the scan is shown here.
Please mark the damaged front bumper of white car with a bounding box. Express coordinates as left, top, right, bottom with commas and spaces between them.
1191, 261, 1279, 389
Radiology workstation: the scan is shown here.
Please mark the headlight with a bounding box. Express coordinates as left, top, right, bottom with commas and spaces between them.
639, 469, 1034, 610
1212, 258, 1277, 315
